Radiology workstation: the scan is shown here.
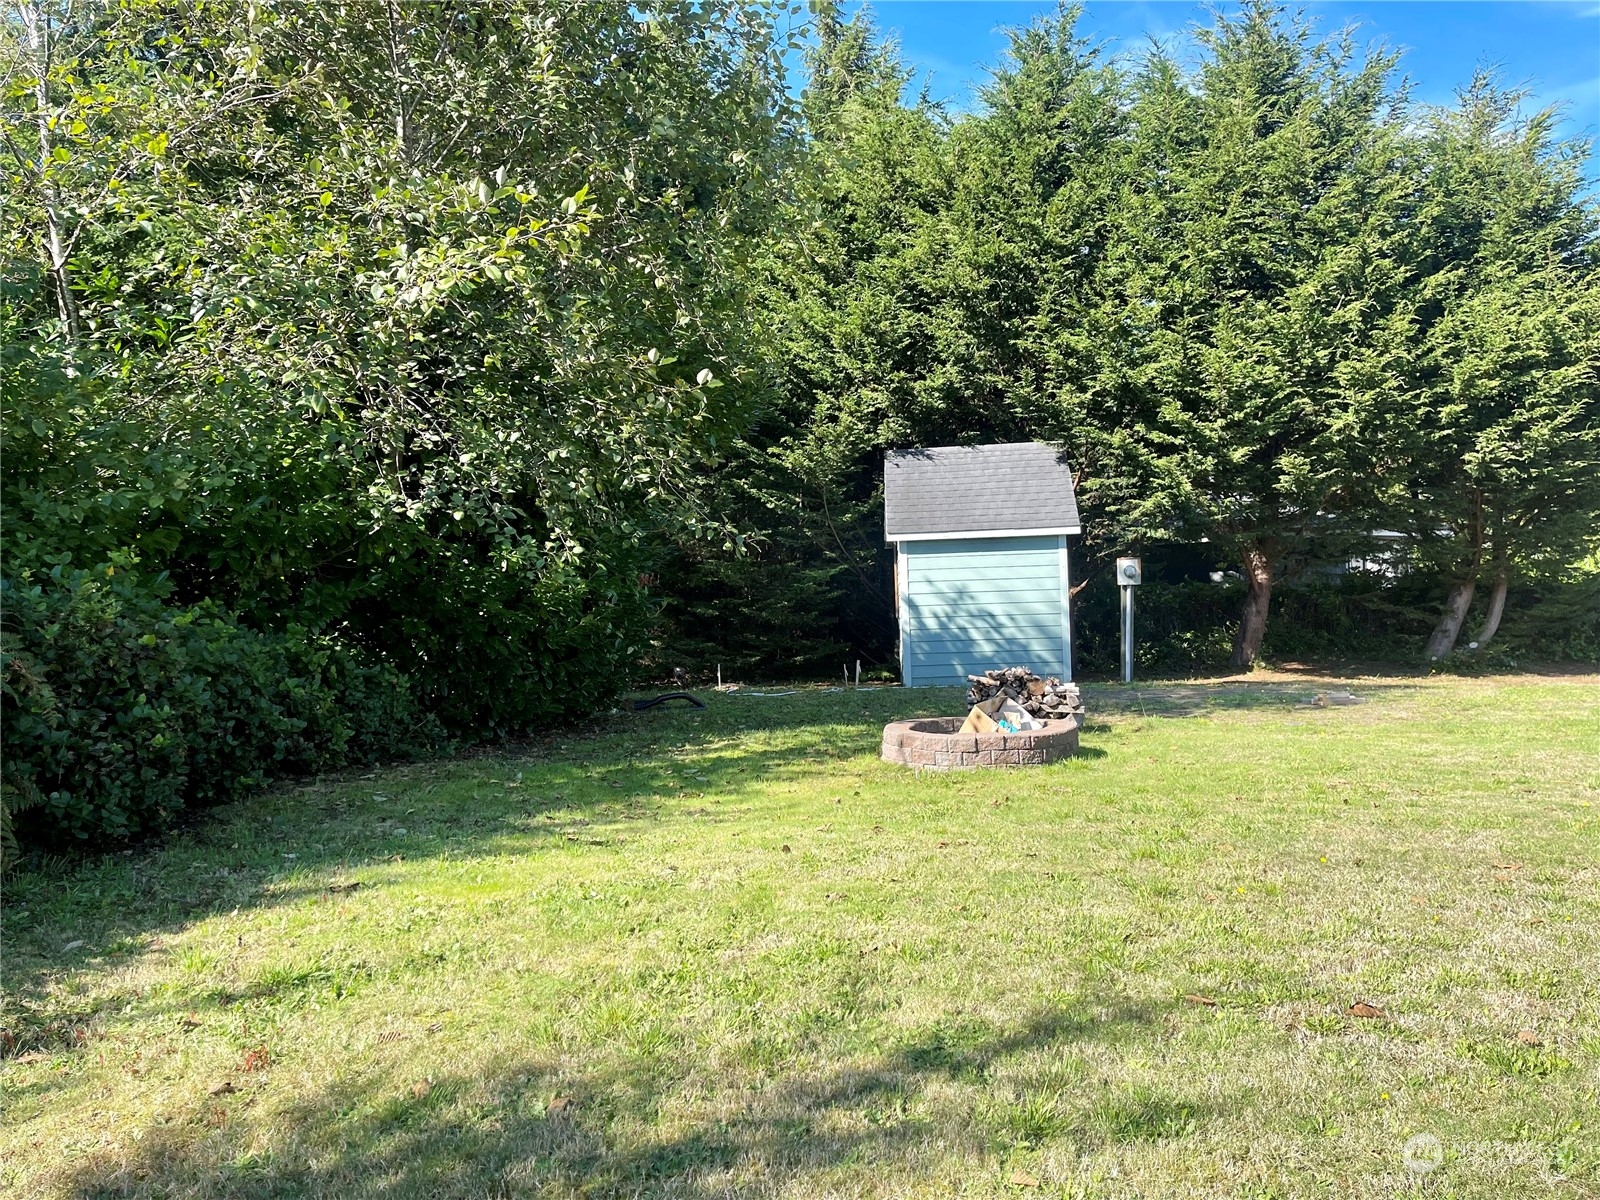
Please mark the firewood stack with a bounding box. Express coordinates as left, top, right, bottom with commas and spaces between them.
966, 667, 1084, 722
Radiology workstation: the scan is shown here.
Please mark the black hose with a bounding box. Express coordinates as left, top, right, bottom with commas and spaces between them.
629, 692, 707, 711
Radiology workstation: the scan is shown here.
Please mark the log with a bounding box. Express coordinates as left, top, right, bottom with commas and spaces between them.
967, 666, 1084, 721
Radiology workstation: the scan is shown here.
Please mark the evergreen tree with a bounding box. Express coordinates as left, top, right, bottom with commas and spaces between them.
1388, 79, 1600, 658
952, 5, 1131, 588
1090, 2, 1410, 666
654, 3, 954, 673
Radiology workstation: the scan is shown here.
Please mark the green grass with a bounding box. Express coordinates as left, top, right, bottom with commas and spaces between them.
3, 672, 1598, 1199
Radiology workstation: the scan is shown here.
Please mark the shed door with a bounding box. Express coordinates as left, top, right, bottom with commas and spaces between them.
899, 536, 1069, 687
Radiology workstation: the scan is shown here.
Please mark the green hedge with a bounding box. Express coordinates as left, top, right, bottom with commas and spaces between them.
1, 561, 439, 859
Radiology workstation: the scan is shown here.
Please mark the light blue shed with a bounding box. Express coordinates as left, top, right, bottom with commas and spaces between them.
885, 443, 1081, 687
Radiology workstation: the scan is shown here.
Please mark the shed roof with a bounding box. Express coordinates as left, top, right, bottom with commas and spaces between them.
884, 442, 1080, 541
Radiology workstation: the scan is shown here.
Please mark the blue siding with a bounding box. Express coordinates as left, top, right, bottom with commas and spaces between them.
900, 536, 1070, 686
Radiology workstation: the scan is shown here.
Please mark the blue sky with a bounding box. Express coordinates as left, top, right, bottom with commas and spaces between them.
841, 1, 1599, 171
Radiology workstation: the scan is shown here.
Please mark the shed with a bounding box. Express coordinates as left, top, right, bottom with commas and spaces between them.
885, 443, 1080, 687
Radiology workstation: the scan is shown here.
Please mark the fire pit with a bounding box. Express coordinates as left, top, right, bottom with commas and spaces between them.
880, 714, 1080, 769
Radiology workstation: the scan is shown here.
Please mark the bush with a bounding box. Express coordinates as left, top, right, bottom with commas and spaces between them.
1497, 559, 1600, 665
1072, 578, 1243, 675
0, 561, 439, 854
366, 547, 656, 739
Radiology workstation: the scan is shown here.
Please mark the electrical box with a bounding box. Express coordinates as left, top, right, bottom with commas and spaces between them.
1116, 557, 1142, 586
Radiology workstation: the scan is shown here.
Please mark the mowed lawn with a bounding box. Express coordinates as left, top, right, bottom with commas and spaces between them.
3, 673, 1598, 1199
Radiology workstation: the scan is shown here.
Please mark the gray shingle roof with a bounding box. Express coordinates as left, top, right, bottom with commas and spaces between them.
884, 443, 1080, 540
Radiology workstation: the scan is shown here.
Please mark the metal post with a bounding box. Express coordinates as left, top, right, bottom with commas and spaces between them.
1115, 556, 1142, 684
1121, 584, 1134, 684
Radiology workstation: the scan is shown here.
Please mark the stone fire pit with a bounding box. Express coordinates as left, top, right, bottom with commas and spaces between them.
881, 715, 1080, 769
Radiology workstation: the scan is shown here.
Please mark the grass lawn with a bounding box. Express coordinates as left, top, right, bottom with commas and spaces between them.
3, 671, 1598, 1199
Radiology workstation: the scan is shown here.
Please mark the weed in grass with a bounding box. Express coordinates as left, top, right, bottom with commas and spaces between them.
1084, 1084, 1206, 1144
1456, 1038, 1574, 1079
995, 1089, 1074, 1149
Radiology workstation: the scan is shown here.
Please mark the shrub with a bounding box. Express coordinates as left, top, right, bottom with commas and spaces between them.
647, 541, 851, 683
1072, 578, 1243, 675
0, 560, 439, 855
354, 543, 657, 739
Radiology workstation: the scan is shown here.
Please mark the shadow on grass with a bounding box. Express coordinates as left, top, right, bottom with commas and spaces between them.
55, 997, 1218, 1199
0, 688, 964, 1053
1, 678, 1403, 1055
1080, 680, 1418, 719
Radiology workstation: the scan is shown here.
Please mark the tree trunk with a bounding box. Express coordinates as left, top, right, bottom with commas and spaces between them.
1426, 492, 1488, 661
1228, 543, 1272, 669
1424, 578, 1475, 660
385, 0, 416, 165
23, 1, 81, 341
1470, 571, 1508, 649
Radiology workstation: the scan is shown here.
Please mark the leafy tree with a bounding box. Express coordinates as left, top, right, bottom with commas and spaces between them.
2, 0, 801, 848
4, 0, 801, 734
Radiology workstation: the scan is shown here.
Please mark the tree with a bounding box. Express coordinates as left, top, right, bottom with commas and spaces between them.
951, 4, 1131, 594
1089, 1, 1412, 667
651, 3, 958, 672
708, 0, 1599, 678
722, 4, 1134, 669
1388, 78, 1600, 659
3, 0, 801, 733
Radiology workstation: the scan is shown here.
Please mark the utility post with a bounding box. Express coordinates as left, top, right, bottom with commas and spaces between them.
1116, 557, 1142, 683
